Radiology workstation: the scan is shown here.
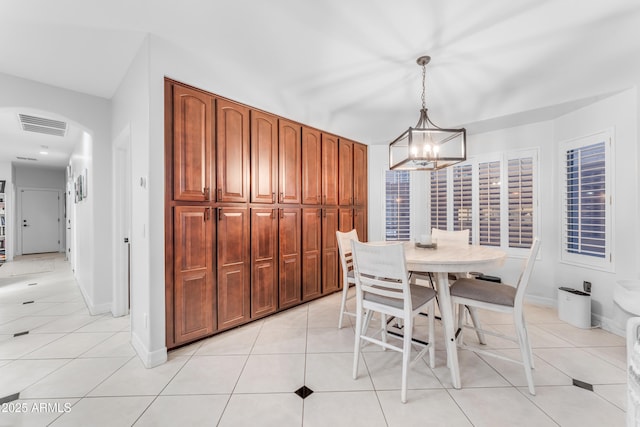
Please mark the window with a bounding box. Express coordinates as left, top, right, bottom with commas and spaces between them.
427, 149, 538, 252
478, 160, 501, 246
453, 164, 472, 242
508, 157, 534, 248
430, 169, 447, 231
385, 170, 410, 241
561, 131, 611, 269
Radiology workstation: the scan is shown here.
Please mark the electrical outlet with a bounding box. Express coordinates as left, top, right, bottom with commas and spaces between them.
583, 281, 592, 293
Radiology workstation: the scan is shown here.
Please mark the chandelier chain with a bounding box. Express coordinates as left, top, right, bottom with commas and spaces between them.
421, 62, 426, 110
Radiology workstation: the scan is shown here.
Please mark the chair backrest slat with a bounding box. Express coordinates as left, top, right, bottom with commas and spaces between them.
337, 229, 359, 274
431, 228, 470, 246
351, 241, 411, 305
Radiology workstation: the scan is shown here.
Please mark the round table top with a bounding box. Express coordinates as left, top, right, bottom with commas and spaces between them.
366, 241, 506, 273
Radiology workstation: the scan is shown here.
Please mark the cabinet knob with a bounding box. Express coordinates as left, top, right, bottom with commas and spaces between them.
280, 192, 284, 203
272, 192, 276, 203
217, 188, 222, 200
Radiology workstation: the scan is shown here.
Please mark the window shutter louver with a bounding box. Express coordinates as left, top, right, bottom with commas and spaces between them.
564, 141, 607, 258
430, 169, 447, 231
453, 164, 472, 243
478, 161, 501, 246
385, 170, 411, 241
508, 157, 534, 248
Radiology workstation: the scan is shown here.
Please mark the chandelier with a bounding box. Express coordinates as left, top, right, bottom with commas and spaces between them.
389, 56, 466, 170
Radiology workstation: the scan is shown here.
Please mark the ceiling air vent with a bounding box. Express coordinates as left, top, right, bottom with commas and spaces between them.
18, 114, 67, 137
16, 156, 38, 161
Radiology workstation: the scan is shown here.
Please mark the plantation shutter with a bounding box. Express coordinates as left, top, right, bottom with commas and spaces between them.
564, 141, 607, 258
478, 160, 501, 246
453, 164, 472, 242
385, 170, 411, 241
508, 157, 534, 248
430, 169, 447, 231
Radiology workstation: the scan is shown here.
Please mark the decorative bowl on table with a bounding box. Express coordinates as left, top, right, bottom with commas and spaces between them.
415, 242, 437, 249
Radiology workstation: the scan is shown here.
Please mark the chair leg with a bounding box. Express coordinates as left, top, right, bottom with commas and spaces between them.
521, 314, 535, 369
428, 300, 435, 368
353, 303, 363, 380
381, 314, 388, 348
515, 315, 535, 395
467, 306, 487, 344
338, 279, 350, 329
456, 304, 465, 345
401, 317, 412, 403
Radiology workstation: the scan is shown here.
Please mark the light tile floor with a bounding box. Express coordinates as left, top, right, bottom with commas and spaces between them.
0, 254, 628, 426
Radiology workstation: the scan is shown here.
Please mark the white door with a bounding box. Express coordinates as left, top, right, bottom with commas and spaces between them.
21, 189, 60, 254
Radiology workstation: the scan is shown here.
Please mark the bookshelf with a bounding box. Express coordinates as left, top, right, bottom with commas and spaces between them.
0, 180, 5, 263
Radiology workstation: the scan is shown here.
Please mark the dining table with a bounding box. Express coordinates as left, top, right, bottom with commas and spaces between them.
372, 240, 507, 389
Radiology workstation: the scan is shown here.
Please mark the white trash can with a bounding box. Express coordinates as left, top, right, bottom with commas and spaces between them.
557, 287, 591, 329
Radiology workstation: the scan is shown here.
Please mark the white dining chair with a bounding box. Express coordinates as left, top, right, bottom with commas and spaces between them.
450, 238, 541, 395
336, 229, 359, 329
431, 228, 470, 246
351, 241, 436, 403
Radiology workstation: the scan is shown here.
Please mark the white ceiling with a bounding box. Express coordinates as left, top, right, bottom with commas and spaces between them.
1, 0, 639, 167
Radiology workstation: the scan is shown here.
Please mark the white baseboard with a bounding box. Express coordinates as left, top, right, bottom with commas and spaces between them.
77, 280, 111, 315
131, 331, 167, 368
525, 293, 625, 337
524, 294, 556, 307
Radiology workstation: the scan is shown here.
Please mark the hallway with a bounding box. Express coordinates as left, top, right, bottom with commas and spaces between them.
0, 254, 629, 426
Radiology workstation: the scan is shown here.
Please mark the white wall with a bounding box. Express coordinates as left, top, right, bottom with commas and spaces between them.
553, 87, 638, 333
111, 37, 157, 366
14, 165, 65, 189
0, 73, 113, 315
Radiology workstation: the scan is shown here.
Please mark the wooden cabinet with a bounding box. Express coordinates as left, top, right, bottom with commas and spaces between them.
338, 139, 354, 205
302, 127, 322, 205
251, 111, 278, 204
279, 208, 301, 308
322, 133, 339, 206
279, 119, 301, 204
251, 208, 278, 318
173, 206, 215, 344
339, 208, 353, 233
353, 143, 367, 207
165, 78, 369, 349
217, 99, 250, 203
302, 208, 322, 301
217, 207, 250, 330
171, 84, 214, 202
354, 207, 367, 242
322, 208, 339, 294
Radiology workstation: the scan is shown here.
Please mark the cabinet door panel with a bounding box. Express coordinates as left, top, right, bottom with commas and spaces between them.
322, 208, 339, 294
339, 208, 353, 233
172, 85, 213, 202
251, 208, 278, 318
322, 133, 339, 205
302, 208, 322, 300
217, 99, 249, 202
279, 119, 301, 204
338, 139, 353, 205
353, 143, 367, 207
354, 208, 367, 242
279, 208, 301, 308
302, 127, 322, 205
251, 111, 278, 203
173, 206, 215, 344
217, 207, 250, 329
